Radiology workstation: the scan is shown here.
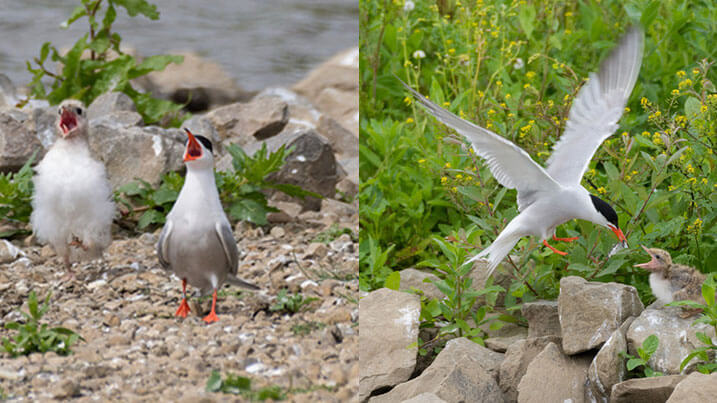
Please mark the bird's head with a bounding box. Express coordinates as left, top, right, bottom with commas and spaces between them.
183, 128, 214, 169
56, 99, 88, 139
634, 245, 672, 272
589, 194, 627, 245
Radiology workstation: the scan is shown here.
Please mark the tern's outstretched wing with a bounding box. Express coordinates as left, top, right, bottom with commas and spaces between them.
401, 79, 561, 211
546, 27, 644, 185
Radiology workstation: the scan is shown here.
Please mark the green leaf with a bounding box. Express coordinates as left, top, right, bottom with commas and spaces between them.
685, 97, 701, 117
384, 271, 401, 290
519, 5, 536, 38
626, 357, 644, 371
128, 54, 183, 79
61, 5, 87, 29
205, 371, 223, 392
112, 0, 160, 19
640, 1, 660, 26
642, 334, 659, 357
152, 187, 178, 206
229, 199, 269, 226
28, 291, 39, 319
137, 209, 165, 229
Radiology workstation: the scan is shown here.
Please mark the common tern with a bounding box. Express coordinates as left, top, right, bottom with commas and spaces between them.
402, 27, 643, 274
31, 99, 115, 276
157, 128, 259, 323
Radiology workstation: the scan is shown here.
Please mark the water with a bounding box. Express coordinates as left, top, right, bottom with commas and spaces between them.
0, 0, 358, 91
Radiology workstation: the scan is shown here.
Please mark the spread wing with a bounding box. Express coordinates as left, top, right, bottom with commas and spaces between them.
546, 27, 644, 185
214, 221, 239, 274
401, 79, 561, 211
156, 220, 173, 270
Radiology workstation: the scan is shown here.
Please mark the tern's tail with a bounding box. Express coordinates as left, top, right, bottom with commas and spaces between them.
227, 274, 261, 291
468, 231, 522, 276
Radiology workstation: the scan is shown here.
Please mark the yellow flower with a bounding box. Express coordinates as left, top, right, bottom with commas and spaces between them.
500, 102, 507, 108
446, 39, 453, 45
701, 178, 708, 185
448, 48, 456, 55
508, 113, 515, 117
452, 186, 457, 192
488, 109, 496, 115
678, 79, 692, 89
642, 131, 650, 137
496, 80, 503, 86
671, 89, 680, 96
668, 185, 675, 191
687, 164, 694, 174
459, 110, 466, 118
676, 70, 686, 78
491, 30, 499, 38
640, 97, 649, 106
406, 117, 414, 124
525, 71, 536, 80
404, 96, 412, 105
692, 68, 700, 75
456, 174, 462, 179
675, 115, 687, 126
701, 105, 708, 113
524, 83, 531, 89
478, 90, 485, 98
597, 187, 606, 194
445, 162, 451, 168
443, 101, 451, 107
486, 122, 493, 128
505, 94, 512, 99
418, 158, 426, 164
565, 11, 573, 17
624, 107, 630, 112
441, 176, 448, 184
565, 29, 572, 35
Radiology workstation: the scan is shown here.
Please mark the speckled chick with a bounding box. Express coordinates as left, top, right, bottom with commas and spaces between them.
635, 245, 706, 318
31, 99, 115, 276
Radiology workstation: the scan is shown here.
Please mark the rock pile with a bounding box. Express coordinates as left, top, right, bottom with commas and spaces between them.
360, 271, 717, 403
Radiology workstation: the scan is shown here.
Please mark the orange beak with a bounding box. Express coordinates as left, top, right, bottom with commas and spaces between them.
183, 128, 202, 162
610, 226, 627, 243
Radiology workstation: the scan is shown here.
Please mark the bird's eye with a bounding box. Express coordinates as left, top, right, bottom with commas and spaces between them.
58, 108, 62, 115
76, 108, 83, 115
656, 256, 662, 261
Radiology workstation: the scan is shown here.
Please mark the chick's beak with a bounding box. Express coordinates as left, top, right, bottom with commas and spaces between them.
59, 107, 78, 136
634, 245, 659, 270
183, 128, 202, 162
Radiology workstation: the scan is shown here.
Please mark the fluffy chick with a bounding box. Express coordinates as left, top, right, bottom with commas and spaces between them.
31, 99, 115, 276
635, 245, 706, 318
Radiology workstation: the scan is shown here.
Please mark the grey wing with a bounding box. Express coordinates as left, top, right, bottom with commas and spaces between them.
214, 221, 239, 275
156, 220, 173, 270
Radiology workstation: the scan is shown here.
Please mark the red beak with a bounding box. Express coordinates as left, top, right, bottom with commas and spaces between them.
610, 226, 627, 243
59, 108, 78, 136
183, 128, 202, 162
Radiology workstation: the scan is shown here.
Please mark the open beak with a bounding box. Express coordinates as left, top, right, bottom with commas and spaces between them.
183, 128, 202, 162
634, 245, 659, 271
59, 107, 78, 136
610, 225, 628, 246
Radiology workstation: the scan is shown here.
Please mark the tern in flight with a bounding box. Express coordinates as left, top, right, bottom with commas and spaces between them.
402, 27, 643, 274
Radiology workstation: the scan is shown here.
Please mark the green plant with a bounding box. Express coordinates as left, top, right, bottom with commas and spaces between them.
291, 321, 326, 336
416, 233, 508, 349
313, 224, 357, 244
217, 143, 320, 226
670, 273, 717, 373
25, 0, 184, 125
0, 152, 36, 237
115, 171, 184, 229
205, 371, 285, 400
620, 334, 663, 378
269, 290, 318, 315
2, 291, 84, 357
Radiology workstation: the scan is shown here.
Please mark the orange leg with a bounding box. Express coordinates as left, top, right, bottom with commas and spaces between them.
543, 240, 568, 256
552, 235, 579, 242
175, 279, 191, 318
203, 289, 219, 324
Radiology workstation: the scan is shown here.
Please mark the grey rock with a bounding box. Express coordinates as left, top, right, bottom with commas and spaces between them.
610, 375, 685, 403
522, 300, 560, 338
369, 337, 504, 403
666, 372, 717, 402
89, 124, 184, 189
0, 73, 17, 108
336, 176, 358, 200
317, 115, 358, 158
559, 276, 643, 354
244, 128, 338, 210
499, 336, 561, 402
485, 334, 528, 353
0, 109, 42, 172
585, 317, 635, 403
87, 91, 137, 122
209, 97, 288, 145
626, 304, 717, 374
182, 115, 221, 150
398, 268, 442, 301
359, 288, 420, 402
517, 342, 592, 403
401, 392, 447, 403
0, 240, 23, 264
32, 106, 58, 149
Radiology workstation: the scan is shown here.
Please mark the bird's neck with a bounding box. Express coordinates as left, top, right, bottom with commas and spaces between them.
178, 167, 222, 212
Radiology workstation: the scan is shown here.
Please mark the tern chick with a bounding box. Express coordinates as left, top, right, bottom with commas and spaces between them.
31, 99, 115, 276
157, 128, 259, 323
635, 246, 707, 318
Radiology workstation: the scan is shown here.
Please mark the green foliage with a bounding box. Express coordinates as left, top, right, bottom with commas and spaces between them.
269, 290, 318, 315
25, 0, 184, 125
217, 143, 320, 226
670, 273, 717, 373
417, 232, 508, 349
115, 171, 183, 229
620, 334, 664, 378
0, 152, 36, 237
313, 224, 357, 244
205, 371, 285, 400
359, 0, 717, 311
291, 321, 326, 336
2, 291, 84, 357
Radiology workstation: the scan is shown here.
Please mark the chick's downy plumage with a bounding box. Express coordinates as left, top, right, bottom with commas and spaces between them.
31, 99, 115, 273
157, 128, 259, 323
635, 246, 708, 317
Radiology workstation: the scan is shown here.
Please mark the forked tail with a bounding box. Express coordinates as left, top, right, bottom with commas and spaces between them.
467, 230, 523, 276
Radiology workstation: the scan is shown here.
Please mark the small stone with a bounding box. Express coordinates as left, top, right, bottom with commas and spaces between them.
305, 243, 328, 259
610, 375, 685, 403
0, 239, 23, 264
54, 380, 80, 399
270, 226, 286, 238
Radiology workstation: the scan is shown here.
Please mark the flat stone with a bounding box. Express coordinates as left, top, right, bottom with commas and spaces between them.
369, 337, 504, 403
499, 336, 561, 402
517, 342, 592, 403
522, 300, 560, 338
359, 288, 420, 402
666, 372, 717, 402
559, 276, 643, 354
610, 375, 685, 403
401, 392, 447, 403
398, 268, 442, 300
626, 304, 717, 374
